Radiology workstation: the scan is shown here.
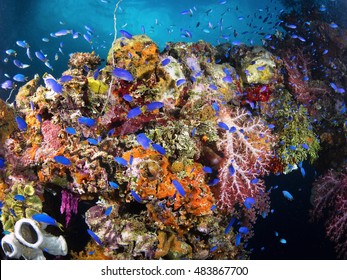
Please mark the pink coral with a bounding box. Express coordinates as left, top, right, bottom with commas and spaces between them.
60, 189, 79, 226
215, 106, 274, 212
282, 48, 327, 106
311, 166, 347, 259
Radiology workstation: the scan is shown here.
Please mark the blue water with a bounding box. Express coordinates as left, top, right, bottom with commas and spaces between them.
0, 0, 286, 101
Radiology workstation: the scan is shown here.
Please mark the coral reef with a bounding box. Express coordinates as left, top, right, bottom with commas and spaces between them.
1, 19, 345, 260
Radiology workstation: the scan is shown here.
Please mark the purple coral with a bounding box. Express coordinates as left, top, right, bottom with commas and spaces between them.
311, 166, 347, 259
60, 190, 79, 226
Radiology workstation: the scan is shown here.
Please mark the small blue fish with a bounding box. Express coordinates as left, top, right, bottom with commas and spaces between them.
280, 238, 287, 244
268, 124, 275, 129
15, 116, 28, 131
235, 233, 241, 246
210, 204, 217, 211
36, 114, 42, 123
261, 211, 267, 218
0, 157, 5, 169
300, 167, 306, 177
222, 76, 233, 83
203, 166, 213, 173
30, 101, 35, 111
123, 94, 133, 102
232, 41, 243, 46
151, 143, 166, 155
208, 178, 220, 186
172, 179, 186, 196
130, 190, 143, 203
191, 127, 196, 137
107, 128, 115, 137
88, 250, 95, 255
14, 194, 25, 202
114, 157, 128, 166
104, 206, 112, 216
119, 30, 133, 39
87, 138, 98, 145
282, 190, 294, 201
218, 122, 229, 130
55, 29, 71, 36
112, 68, 133, 82
244, 197, 256, 209
44, 78, 63, 93
275, 231, 279, 236
212, 102, 219, 113
330, 82, 338, 91
87, 229, 103, 246
289, 145, 296, 151
250, 178, 259, 184
16, 40, 29, 48
224, 217, 236, 234
2, 230, 10, 235
1, 80, 14, 90
60, 75, 72, 83
161, 58, 170, 66
286, 24, 297, 29
65, 127, 76, 135
9, 208, 17, 217
229, 164, 235, 176
109, 181, 119, 189
84, 25, 94, 33
176, 79, 186, 87
35, 51, 47, 62
330, 23, 338, 29
136, 133, 151, 149
78, 116, 96, 127
229, 126, 236, 133
209, 84, 217, 90
83, 33, 92, 44
146, 102, 163, 112
5, 49, 17, 56
127, 107, 142, 119
256, 66, 265, 71
209, 246, 218, 253
93, 68, 101, 80
239, 226, 249, 234
13, 74, 26, 82
54, 155, 72, 166
322, 49, 328, 55
32, 213, 63, 230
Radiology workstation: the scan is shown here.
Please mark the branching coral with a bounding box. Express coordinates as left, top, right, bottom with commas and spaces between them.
311, 166, 347, 259
282, 48, 328, 106
216, 106, 275, 211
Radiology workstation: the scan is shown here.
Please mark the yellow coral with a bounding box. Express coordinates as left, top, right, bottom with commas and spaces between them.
154, 231, 192, 259
87, 77, 108, 94
0, 99, 16, 145
71, 241, 112, 260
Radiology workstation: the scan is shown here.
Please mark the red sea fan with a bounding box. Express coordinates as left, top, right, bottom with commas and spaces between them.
311, 166, 347, 259
282, 48, 327, 106
216, 106, 275, 212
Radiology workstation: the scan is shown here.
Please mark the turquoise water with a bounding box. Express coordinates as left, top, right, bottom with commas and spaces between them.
1, 0, 285, 101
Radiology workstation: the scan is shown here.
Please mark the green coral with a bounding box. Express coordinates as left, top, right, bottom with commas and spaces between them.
148, 121, 199, 161
87, 77, 108, 94
271, 90, 320, 169
0, 182, 42, 232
